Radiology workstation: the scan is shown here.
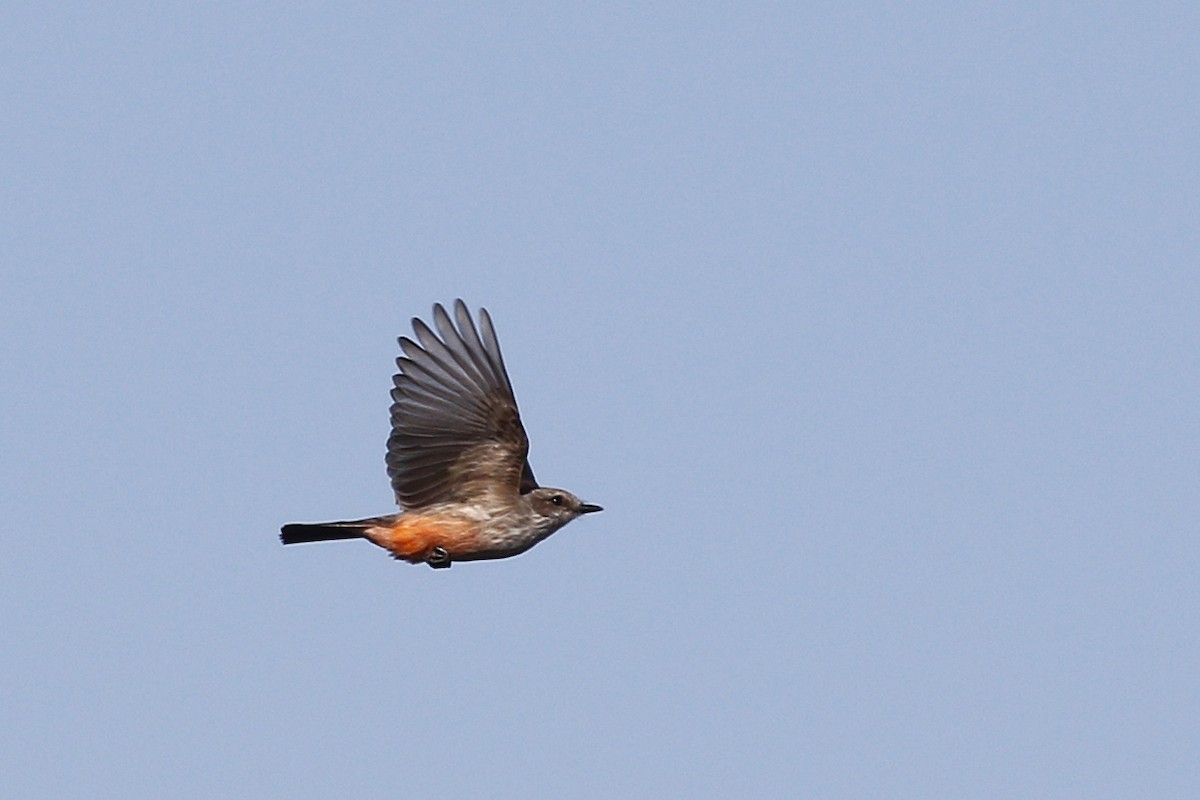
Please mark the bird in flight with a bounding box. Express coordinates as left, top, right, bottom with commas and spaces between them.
281, 300, 602, 568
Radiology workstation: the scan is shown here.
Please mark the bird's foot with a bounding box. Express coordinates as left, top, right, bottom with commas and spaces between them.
427, 547, 452, 569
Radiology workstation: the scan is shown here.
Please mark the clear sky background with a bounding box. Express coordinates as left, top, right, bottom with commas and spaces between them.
3, 3, 1197, 798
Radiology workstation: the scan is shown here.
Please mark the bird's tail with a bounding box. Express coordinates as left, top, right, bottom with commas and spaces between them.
280, 520, 371, 545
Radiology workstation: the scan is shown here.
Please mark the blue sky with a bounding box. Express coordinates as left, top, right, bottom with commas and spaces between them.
3, 3, 1197, 797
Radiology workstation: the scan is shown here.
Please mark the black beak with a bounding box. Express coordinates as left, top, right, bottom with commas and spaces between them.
579, 502, 603, 514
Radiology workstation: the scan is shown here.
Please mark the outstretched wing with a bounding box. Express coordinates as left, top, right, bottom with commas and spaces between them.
387, 300, 538, 509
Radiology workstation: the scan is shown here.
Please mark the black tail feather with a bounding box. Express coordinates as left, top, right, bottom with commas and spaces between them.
280, 523, 368, 545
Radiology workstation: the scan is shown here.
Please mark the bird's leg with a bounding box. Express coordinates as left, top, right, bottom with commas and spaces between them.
427, 546, 452, 569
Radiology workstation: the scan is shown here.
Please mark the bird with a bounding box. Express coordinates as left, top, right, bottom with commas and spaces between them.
280, 299, 602, 568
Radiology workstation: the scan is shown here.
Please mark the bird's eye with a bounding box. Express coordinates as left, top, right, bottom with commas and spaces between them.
550, 494, 564, 506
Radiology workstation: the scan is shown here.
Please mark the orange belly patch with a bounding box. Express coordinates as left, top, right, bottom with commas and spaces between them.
366, 514, 481, 564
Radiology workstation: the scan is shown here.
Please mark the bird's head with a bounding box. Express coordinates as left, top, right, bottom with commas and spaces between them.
525, 487, 603, 529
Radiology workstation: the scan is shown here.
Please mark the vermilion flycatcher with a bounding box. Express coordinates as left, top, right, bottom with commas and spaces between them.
280, 300, 602, 568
